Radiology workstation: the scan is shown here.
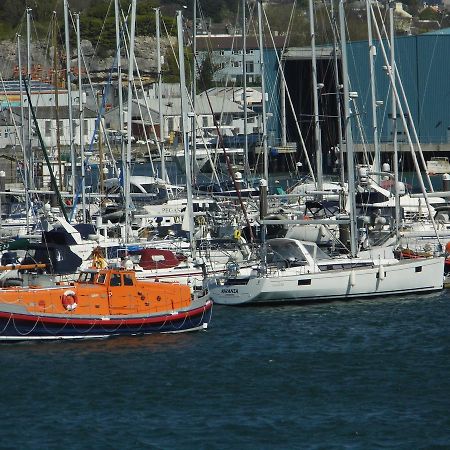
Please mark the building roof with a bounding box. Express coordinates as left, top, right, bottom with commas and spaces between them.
105, 99, 160, 123
140, 94, 255, 116
205, 86, 261, 96
0, 80, 67, 94
10, 106, 97, 119
423, 26, 450, 35
196, 35, 287, 51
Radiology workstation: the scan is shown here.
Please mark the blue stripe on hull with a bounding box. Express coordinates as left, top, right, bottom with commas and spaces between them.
0, 307, 213, 341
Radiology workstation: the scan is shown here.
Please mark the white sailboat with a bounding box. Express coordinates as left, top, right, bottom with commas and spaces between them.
208, 238, 443, 305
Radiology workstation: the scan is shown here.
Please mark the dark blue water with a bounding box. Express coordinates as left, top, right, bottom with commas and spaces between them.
2, 291, 450, 449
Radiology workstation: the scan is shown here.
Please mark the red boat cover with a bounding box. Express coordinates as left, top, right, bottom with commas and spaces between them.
139, 249, 182, 270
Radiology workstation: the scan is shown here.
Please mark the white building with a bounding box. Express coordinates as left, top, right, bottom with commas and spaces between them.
104, 93, 258, 141
8, 106, 98, 149
0, 115, 20, 148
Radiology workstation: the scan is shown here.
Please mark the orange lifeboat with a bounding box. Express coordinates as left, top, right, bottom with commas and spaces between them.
0, 268, 212, 341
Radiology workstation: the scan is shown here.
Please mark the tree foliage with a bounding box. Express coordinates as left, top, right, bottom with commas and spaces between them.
196, 53, 217, 92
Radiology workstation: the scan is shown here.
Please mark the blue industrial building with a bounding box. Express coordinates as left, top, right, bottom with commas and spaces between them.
347, 28, 450, 146
274, 28, 450, 174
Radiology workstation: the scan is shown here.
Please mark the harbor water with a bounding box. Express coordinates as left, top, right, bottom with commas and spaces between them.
1, 290, 450, 449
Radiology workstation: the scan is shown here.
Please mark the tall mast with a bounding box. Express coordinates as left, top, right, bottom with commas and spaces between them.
76, 13, 86, 222
366, 0, 380, 179
155, 8, 166, 182
339, 0, 358, 257
64, 0, 76, 199
309, 0, 323, 190
177, 10, 196, 258
242, 0, 250, 176
26, 8, 33, 189
390, 2, 400, 240
125, 0, 137, 243
192, 0, 197, 177
257, 0, 268, 182
53, 14, 63, 190
17, 34, 30, 233
114, 0, 125, 185
330, 0, 345, 186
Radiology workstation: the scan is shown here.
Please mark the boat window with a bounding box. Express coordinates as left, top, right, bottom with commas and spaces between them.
123, 274, 134, 286
78, 272, 96, 283
303, 243, 331, 261
97, 273, 106, 284
140, 184, 157, 194
267, 240, 307, 266
110, 273, 122, 287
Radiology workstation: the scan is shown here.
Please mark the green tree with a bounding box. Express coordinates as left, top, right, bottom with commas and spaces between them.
419, 7, 441, 21
196, 53, 217, 92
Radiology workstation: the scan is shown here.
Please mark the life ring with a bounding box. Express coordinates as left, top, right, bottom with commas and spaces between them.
233, 229, 241, 240
62, 290, 78, 311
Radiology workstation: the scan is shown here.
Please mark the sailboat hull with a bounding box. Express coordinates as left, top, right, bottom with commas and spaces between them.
209, 257, 444, 305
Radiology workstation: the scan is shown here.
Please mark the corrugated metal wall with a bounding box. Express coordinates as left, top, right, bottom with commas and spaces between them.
347, 33, 450, 144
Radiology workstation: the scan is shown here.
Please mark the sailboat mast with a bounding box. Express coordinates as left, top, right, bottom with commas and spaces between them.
366, 0, 380, 180
330, 0, 345, 186
390, 2, 400, 240
114, 0, 125, 186
26, 8, 33, 189
155, 7, 166, 182
125, 0, 137, 243
53, 15, 63, 191
76, 13, 86, 222
339, 0, 358, 257
309, 0, 323, 191
17, 34, 30, 233
242, 0, 250, 176
257, 0, 268, 182
63, 0, 76, 199
177, 10, 196, 258
192, 0, 197, 178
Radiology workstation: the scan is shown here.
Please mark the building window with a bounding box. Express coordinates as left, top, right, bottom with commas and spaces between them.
168, 117, 174, 131
59, 121, 64, 136
245, 61, 254, 73
202, 116, 208, 127
220, 50, 225, 56
83, 120, 89, 136
45, 121, 51, 137
233, 61, 241, 68
232, 50, 241, 55
246, 49, 254, 54
222, 114, 232, 125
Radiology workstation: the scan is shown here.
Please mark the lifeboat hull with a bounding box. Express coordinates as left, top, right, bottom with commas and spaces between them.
0, 300, 213, 341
